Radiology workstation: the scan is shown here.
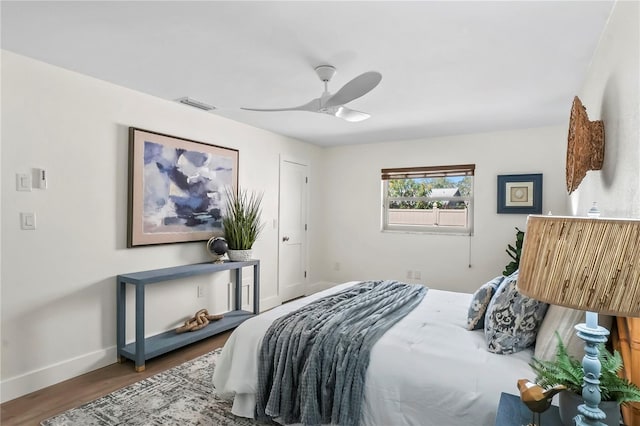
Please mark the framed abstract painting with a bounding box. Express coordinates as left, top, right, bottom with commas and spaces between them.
127, 127, 238, 247
497, 173, 542, 214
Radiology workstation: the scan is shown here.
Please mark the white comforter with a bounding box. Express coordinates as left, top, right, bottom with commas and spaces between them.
213, 282, 535, 425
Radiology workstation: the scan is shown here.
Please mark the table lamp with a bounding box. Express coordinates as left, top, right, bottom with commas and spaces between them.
518, 215, 640, 426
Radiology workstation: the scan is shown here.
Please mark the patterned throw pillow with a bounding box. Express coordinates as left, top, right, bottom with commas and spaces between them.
484, 270, 549, 355
466, 275, 505, 331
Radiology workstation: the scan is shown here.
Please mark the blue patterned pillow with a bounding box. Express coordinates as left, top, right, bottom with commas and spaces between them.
484, 271, 549, 354
466, 275, 505, 330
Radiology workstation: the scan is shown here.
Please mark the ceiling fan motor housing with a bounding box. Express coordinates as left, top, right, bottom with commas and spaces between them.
315, 65, 337, 82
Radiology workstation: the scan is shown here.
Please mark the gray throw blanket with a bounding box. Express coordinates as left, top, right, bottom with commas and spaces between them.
256, 280, 427, 426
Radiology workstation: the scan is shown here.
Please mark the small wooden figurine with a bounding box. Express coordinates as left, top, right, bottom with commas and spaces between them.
517, 378, 566, 426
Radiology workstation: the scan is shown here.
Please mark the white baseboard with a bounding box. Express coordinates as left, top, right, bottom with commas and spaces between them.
255, 281, 337, 313
1, 346, 117, 403
307, 280, 337, 295
259, 294, 281, 312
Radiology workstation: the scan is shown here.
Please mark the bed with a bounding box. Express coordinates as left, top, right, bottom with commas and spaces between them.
213, 281, 535, 425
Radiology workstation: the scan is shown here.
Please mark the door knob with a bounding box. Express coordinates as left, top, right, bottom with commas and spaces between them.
282, 236, 290, 242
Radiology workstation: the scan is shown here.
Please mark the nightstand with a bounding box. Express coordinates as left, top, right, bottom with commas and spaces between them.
495, 392, 563, 426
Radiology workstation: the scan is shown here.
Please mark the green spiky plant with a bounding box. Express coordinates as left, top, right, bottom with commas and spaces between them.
503, 227, 524, 276
530, 332, 640, 404
222, 187, 265, 250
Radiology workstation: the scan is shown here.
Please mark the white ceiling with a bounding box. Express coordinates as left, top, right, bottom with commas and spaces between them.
1, 1, 615, 147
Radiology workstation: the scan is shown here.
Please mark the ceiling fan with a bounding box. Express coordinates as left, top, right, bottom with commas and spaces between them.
241, 65, 382, 122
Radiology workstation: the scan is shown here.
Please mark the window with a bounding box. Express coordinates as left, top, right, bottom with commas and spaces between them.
381, 164, 475, 234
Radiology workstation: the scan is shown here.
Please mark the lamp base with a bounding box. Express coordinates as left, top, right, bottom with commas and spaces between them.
574, 413, 606, 426
573, 314, 610, 426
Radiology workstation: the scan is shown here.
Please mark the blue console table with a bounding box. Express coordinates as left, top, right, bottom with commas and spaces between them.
117, 259, 260, 371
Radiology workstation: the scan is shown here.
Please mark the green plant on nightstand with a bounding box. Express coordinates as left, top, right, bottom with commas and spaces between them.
530, 332, 640, 425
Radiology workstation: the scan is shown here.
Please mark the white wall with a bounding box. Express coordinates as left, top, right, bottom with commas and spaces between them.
570, 0, 639, 218
316, 126, 568, 294
0, 50, 324, 402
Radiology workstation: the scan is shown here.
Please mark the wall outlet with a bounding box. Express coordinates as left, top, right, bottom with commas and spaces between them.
406, 270, 413, 279
197, 285, 205, 298
20, 212, 36, 230
413, 270, 422, 280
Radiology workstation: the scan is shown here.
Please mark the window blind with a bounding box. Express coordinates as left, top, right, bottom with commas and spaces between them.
381, 164, 475, 180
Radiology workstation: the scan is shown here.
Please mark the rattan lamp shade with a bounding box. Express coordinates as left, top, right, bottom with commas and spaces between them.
518, 215, 640, 317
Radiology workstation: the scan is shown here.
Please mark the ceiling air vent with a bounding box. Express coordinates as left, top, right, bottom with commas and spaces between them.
175, 97, 216, 111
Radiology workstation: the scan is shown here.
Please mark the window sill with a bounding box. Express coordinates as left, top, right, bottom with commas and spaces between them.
381, 228, 473, 236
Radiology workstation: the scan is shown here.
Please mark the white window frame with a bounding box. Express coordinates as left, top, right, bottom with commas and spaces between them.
381, 164, 475, 235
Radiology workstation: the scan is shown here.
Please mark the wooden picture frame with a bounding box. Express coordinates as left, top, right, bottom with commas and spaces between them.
127, 127, 238, 247
497, 174, 542, 214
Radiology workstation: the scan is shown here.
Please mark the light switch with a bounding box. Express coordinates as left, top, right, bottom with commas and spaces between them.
16, 173, 32, 191
20, 212, 36, 230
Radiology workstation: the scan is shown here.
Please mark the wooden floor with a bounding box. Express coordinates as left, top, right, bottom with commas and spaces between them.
0, 331, 231, 426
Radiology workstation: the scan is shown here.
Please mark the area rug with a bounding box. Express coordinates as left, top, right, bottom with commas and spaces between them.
41, 348, 277, 426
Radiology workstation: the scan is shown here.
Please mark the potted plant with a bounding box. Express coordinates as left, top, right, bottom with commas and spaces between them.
503, 227, 524, 276
530, 332, 640, 426
222, 187, 264, 261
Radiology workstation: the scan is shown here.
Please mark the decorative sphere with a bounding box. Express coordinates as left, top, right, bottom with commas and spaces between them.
208, 237, 228, 256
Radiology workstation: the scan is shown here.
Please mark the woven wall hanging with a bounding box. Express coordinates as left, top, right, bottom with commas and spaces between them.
566, 96, 605, 194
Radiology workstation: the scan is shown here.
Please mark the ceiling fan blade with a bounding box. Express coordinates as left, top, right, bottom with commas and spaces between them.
334, 106, 371, 122
241, 98, 320, 112
324, 71, 382, 108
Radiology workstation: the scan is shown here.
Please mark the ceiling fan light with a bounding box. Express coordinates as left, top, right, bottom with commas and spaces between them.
335, 106, 370, 122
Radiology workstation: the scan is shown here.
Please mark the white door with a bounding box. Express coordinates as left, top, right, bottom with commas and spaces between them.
278, 158, 308, 302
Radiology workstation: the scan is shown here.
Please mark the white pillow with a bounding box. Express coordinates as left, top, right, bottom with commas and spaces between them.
534, 305, 613, 361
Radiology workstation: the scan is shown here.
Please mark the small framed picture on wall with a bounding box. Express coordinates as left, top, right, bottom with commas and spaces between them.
497, 173, 543, 214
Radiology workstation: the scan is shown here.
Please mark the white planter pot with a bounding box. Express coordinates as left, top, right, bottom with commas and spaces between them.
558, 390, 620, 426
227, 249, 253, 262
